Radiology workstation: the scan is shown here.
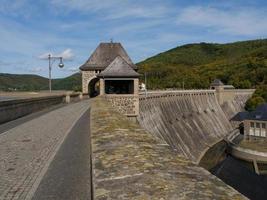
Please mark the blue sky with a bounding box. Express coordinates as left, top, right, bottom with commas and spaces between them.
0, 0, 266, 78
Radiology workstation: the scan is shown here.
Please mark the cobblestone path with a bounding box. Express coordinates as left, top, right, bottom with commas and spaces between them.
0, 100, 90, 200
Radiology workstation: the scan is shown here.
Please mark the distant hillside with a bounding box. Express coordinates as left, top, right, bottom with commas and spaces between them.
53, 73, 82, 91
137, 39, 267, 110
0, 73, 82, 91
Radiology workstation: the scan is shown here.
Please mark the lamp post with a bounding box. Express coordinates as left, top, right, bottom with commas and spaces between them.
48, 54, 64, 92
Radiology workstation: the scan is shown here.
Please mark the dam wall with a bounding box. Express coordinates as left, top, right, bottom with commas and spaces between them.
138, 89, 254, 163
217, 89, 255, 121
138, 90, 234, 163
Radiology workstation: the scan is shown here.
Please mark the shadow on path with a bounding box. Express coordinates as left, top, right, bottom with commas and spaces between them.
32, 108, 91, 200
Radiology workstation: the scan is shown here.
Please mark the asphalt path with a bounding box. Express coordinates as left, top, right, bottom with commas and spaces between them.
32, 108, 92, 200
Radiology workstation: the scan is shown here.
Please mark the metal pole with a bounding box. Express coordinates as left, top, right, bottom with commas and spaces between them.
49, 54, 52, 92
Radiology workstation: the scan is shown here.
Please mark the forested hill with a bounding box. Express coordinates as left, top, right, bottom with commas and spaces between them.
0, 73, 81, 91
137, 39, 267, 109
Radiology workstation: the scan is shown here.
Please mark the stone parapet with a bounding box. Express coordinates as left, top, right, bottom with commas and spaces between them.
90, 97, 245, 199
0, 93, 84, 124
104, 94, 139, 117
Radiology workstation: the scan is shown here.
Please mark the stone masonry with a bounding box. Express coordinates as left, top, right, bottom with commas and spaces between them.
105, 95, 139, 116
82, 71, 99, 94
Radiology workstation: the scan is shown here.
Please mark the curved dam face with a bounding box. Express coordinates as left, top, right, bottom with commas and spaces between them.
138, 90, 253, 163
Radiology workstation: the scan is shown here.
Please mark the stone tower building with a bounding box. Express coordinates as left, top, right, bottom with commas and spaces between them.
80, 42, 140, 118
79, 42, 137, 96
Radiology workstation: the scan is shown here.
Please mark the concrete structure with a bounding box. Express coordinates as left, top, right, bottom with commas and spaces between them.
232, 104, 267, 140
226, 130, 267, 175
210, 79, 235, 90
138, 88, 254, 163
210, 79, 255, 122
90, 97, 245, 199
0, 93, 83, 124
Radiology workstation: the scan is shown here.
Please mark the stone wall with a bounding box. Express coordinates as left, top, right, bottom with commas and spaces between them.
0, 96, 63, 124
90, 97, 245, 199
82, 70, 98, 94
0, 93, 84, 124
105, 94, 139, 116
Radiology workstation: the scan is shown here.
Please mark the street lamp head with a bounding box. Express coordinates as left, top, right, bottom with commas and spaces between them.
58, 57, 64, 68
58, 62, 64, 68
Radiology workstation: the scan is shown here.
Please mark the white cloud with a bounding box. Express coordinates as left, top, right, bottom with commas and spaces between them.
38, 49, 74, 60
57, 49, 74, 60
177, 6, 267, 36
38, 52, 52, 60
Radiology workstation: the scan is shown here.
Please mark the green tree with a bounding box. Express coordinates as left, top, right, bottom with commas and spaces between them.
245, 96, 265, 111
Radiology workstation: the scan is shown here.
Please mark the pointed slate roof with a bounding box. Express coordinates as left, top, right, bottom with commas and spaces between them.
211, 79, 224, 86
80, 42, 137, 71
97, 56, 140, 78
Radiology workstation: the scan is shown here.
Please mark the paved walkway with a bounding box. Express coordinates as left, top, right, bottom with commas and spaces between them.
32, 108, 91, 200
0, 100, 91, 200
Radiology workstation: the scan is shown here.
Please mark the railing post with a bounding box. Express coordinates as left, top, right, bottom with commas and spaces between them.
65, 93, 71, 103
79, 92, 83, 100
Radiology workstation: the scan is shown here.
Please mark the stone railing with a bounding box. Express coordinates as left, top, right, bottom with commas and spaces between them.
90, 97, 245, 199
225, 129, 267, 174
139, 89, 216, 100
0, 92, 84, 124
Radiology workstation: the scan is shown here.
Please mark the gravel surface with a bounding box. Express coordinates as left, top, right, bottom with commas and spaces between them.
0, 100, 90, 200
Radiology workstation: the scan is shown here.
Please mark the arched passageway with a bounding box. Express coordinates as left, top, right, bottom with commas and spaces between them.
88, 78, 100, 97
